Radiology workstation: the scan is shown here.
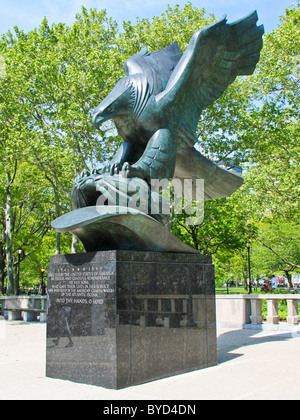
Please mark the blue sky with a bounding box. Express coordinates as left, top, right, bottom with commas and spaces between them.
0, 0, 297, 35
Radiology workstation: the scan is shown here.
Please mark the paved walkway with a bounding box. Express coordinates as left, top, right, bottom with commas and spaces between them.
1, 318, 300, 400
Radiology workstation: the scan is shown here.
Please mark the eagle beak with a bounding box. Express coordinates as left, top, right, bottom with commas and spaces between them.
92, 110, 112, 128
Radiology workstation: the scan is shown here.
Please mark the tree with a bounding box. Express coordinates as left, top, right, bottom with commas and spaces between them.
0, 8, 121, 292
171, 197, 251, 253
216, 2, 300, 279
250, 221, 300, 286
2, 11, 120, 254
0, 162, 52, 293
238, 2, 300, 212
0, 38, 34, 293
1, 2, 299, 295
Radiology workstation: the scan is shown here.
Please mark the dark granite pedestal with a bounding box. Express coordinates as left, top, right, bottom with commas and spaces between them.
46, 251, 217, 389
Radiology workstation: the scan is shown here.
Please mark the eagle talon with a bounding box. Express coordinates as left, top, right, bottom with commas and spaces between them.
110, 163, 121, 175
100, 165, 111, 175
92, 168, 101, 175
74, 168, 102, 187
121, 162, 147, 180
80, 169, 90, 178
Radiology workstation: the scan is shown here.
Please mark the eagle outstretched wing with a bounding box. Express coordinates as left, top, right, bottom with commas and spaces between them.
124, 42, 183, 96
156, 11, 264, 133
90, 12, 264, 201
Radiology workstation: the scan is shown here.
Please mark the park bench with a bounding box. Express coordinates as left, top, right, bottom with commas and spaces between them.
6, 307, 47, 322
1, 296, 47, 323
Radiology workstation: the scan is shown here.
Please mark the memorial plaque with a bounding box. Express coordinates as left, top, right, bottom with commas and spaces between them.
47, 262, 115, 336
46, 251, 217, 389
46, 256, 119, 388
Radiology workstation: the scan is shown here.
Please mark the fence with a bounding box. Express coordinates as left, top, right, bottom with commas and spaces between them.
216, 294, 300, 329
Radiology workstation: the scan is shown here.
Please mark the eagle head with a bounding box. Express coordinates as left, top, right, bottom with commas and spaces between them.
92, 74, 151, 129
92, 77, 136, 128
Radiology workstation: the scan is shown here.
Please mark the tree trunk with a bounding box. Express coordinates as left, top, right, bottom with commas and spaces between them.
55, 232, 61, 255
0, 242, 6, 294
54, 186, 61, 255
284, 270, 293, 288
71, 234, 79, 254
5, 172, 14, 295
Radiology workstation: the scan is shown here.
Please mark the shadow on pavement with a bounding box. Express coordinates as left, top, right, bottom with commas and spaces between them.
217, 328, 300, 364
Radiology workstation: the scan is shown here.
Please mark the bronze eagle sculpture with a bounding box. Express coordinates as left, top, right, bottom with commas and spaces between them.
72, 11, 263, 206
53, 11, 264, 253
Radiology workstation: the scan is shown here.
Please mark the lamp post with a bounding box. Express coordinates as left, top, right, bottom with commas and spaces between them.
16, 248, 22, 295
247, 240, 252, 294
40, 267, 45, 295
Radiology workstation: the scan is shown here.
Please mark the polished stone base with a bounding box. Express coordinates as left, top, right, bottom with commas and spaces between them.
46, 251, 217, 389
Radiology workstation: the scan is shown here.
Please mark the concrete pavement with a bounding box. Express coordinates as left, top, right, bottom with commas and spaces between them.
1, 318, 300, 400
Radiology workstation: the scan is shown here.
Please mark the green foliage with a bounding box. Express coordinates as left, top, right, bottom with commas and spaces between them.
171, 197, 250, 254
0, 8, 121, 292
0, 2, 300, 293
